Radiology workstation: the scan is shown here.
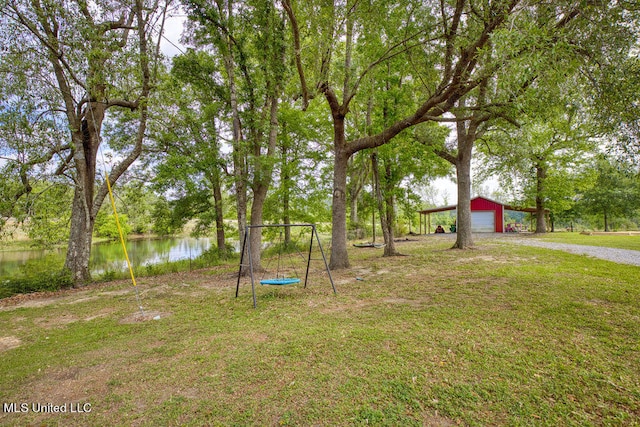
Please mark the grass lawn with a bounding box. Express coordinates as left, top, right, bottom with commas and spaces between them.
536, 232, 640, 251
1, 235, 639, 426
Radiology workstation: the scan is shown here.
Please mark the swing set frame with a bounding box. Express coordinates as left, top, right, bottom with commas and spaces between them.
236, 223, 336, 308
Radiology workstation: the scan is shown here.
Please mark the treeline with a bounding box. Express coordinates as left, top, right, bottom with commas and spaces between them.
1, 1, 639, 285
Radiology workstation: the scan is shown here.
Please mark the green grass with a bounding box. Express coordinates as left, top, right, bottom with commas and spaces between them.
0, 237, 639, 426
535, 232, 640, 251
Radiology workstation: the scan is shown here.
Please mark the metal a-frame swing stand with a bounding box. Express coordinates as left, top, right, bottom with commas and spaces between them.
235, 224, 337, 308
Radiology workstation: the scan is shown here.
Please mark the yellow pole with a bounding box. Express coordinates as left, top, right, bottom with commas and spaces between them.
105, 172, 143, 314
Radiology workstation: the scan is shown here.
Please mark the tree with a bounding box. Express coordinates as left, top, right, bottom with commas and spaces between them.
479, 81, 599, 234
95, 213, 132, 240
285, 0, 596, 265
576, 4, 640, 163
116, 182, 157, 235
1, 0, 171, 284
415, 1, 623, 246
150, 50, 229, 256
372, 126, 450, 256
578, 155, 640, 232
183, 0, 288, 272
263, 102, 334, 240
474, 0, 640, 236
0, 94, 70, 241
21, 182, 73, 247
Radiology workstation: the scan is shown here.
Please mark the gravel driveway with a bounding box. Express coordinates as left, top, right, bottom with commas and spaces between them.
506, 238, 640, 266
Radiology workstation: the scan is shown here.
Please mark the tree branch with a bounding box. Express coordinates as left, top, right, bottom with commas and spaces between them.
281, 0, 311, 110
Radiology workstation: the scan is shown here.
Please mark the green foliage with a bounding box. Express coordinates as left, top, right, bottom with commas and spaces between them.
576, 155, 640, 231
196, 244, 236, 264
0, 255, 72, 298
479, 73, 599, 220
1, 0, 167, 284
95, 212, 132, 240
263, 103, 333, 226
22, 184, 72, 248
151, 199, 184, 236
116, 183, 156, 234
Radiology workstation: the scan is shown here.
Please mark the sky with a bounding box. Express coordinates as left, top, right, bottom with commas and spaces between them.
159, 14, 187, 58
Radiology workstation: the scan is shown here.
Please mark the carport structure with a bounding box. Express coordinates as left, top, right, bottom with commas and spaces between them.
418, 196, 547, 234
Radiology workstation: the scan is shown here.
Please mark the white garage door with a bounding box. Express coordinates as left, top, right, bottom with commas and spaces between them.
471, 211, 495, 232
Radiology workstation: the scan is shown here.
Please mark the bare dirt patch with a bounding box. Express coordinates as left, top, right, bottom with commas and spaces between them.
67, 296, 100, 305
118, 310, 171, 324
34, 313, 81, 329
84, 307, 118, 322
0, 335, 22, 351
0, 281, 130, 311
13, 364, 112, 424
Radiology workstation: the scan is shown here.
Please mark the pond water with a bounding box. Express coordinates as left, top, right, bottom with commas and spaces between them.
0, 237, 219, 279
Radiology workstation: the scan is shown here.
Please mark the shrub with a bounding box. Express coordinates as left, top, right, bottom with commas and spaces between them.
95, 214, 132, 240
0, 255, 73, 298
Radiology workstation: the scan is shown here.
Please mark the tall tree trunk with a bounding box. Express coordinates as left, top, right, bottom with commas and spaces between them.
282, 138, 291, 247
329, 117, 350, 269
221, 17, 249, 273
347, 156, 365, 229
383, 161, 398, 256
249, 95, 280, 271
535, 163, 547, 234
350, 194, 359, 227
371, 152, 398, 256
452, 122, 475, 249
453, 156, 474, 249
63, 102, 105, 284
211, 172, 226, 257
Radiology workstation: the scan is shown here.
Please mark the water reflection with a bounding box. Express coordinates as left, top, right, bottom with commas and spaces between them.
0, 237, 217, 278
91, 237, 213, 274
0, 247, 66, 277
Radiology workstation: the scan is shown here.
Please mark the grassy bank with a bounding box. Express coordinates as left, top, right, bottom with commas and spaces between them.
0, 238, 235, 299
0, 236, 639, 426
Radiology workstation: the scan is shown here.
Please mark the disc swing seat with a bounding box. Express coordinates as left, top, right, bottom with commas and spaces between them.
260, 278, 300, 285
259, 229, 300, 286
235, 224, 336, 308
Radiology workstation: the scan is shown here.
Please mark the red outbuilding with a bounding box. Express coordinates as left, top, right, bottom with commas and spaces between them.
418, 196, 546, 234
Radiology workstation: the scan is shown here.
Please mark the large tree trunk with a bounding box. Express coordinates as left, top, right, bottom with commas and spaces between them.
63, 102, 105, 284
329, 119, 350, 269
249, 95, 280, 271
65, 190, 95, 285
535, 163, 547, 234
221, 20, 249, 273
451, 118, 475, 249
453, 155, 474, 249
